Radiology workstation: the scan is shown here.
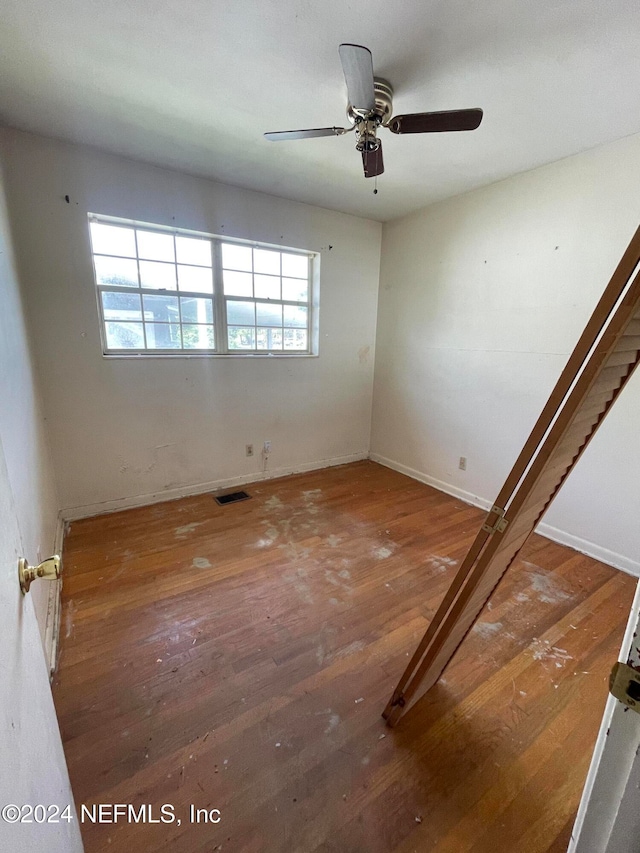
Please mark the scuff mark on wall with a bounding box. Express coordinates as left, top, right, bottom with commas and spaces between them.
358, 345, 370, 364
117, 444, 178, 477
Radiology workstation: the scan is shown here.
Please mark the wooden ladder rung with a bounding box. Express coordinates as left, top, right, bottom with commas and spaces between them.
506, 501, 549, 535
487, 529, 534, 567
557, 413, 602, 449
532, 462, 575, 502
607, 349, 639, 368
573, 399, 610, 426
590, 363, 630, 395
577, 388, 616, 415
616, 334, 640, 351
553, 428, 596, 464
599, 362, 634, 383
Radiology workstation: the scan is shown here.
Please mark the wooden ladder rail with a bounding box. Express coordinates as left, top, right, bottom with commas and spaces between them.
383, 225, 640, 727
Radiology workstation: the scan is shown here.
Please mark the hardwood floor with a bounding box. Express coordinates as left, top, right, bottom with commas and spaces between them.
52, 461, 636, 853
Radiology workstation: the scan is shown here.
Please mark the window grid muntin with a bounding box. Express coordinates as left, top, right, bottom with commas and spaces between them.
223, 295, 309, 352
96, 283, 217, 354
90, 216, 313, 356
220, 243, 310, 353
91, 221, 216, 353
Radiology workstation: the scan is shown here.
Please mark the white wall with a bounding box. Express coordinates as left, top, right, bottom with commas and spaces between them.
0, 128, 381, 517
5, 123, 640, 578
0, 147, 60, 642
371, 132, 640, 575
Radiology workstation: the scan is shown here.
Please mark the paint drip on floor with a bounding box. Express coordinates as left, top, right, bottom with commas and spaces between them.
522, 562, 572, 604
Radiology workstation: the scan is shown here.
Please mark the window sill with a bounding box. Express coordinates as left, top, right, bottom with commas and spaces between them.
101, 351, 319, 359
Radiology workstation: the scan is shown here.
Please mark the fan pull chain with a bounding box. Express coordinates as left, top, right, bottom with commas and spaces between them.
374, 174, 378, 195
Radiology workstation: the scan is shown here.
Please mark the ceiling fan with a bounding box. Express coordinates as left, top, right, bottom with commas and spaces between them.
264, 44, 483, 179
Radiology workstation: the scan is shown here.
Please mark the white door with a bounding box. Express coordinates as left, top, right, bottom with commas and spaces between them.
0, 435, 83, 852
570, 579, 640, 852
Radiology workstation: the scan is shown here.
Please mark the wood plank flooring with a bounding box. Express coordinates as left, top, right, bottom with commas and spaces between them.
52, 461, 636, 853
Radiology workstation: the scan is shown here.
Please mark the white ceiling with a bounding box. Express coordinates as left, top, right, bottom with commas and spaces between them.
1, 0, 639, 221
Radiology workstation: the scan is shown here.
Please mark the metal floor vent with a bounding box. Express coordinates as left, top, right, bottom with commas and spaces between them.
215, 490, 251, 506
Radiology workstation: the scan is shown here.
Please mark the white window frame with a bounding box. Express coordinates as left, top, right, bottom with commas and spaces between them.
89, 214, 319, 358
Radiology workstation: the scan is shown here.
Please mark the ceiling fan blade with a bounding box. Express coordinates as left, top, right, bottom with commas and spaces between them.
388, 108, 483, 135
339, 44, 375, 112
264, 126, 347, 141
362, 143, 384, 178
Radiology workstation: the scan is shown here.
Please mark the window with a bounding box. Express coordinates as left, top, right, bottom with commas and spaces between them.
89, 215, 316, 355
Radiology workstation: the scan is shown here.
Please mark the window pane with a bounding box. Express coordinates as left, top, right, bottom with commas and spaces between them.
94, 255, 139, 287
256, 302, 282, 326
136, 230, 175, 262
257, 327, 283, 350
254, 274, 280, 300
90, 222, 136, 258
102, 291, 142, 322
144, 323, 181, 349
284, 305, 308, 328
92, 220, 314, 356
227, 327, 256, 350
282, 277, 308, 302
284, 328, 308, 350
253, 248, 280, 275
105, 321, 144, 349
139, 260, 177, 290
177, 264, 213, 294
223, 270, 253, 297
281, 252, 308, 279
176, 236, 211, 267
180, 297, 213, 324
222, 243, 252, 272
227, 300, 255, 326
142, 294, 179, 323
182, 324, 215, 349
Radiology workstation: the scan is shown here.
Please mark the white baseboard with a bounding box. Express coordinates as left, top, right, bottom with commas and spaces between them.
535, 521, 640, 577
44, 514, 64, 680
369, 453, 494, 512
370, 452, 640, 579
62, 451, 369, 521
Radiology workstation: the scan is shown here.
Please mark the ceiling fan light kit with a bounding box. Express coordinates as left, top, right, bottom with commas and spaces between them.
265, 44, 483, 180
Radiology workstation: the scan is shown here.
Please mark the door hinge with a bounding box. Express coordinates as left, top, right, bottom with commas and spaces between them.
609, 661, 640, 714
481, 505, 508, 534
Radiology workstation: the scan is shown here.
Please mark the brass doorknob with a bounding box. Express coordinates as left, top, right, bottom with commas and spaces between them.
19, 555, 61, 595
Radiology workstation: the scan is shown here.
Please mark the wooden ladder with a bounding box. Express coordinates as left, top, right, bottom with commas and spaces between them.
383, 225, 640, 727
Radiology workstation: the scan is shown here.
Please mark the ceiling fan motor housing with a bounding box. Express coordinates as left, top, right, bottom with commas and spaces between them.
347, 78, 393, 127
349, 78, 393, 152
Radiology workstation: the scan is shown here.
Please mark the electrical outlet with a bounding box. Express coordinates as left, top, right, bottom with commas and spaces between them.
246, 444, 254, 457
459, 456, 467, 471
263, 440, 272, 454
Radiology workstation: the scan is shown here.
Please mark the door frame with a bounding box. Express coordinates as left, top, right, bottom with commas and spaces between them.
570, 578, 640, 852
